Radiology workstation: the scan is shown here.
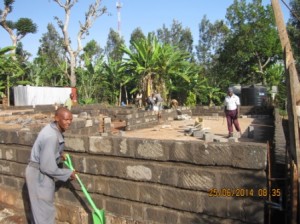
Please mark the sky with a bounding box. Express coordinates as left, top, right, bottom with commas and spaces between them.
0, 0, 291, 59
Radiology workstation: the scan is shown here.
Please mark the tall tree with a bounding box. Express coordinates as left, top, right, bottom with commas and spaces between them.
122, 33, 193, 103
129, 27, 146, 53
0, 0, 37, 55
196, 16, 229, 73
216, 0, 282, 85
53, 0, 107, 87
157, 20, 193, 55
105, 28, 125, 61
32, 23, 67, 86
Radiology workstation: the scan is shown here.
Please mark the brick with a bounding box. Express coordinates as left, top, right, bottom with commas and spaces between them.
55, 201, 89, 224
94, 176, 110, 195
85, 156, 105, 175
10, 162, 26, 178
177, 168, 216, 191
131, 202, 145, 221
126, 164, 152, 181
0, 160, 10, 174
178, 212, 240, 224
16, 131, 37, 146
204, 133, 214, 142
138, 183, 162, 205
16, 147, 31, 164
218, 169, 266, 190
145, 206, 179, 224
64, 135, 89, 152
108, 178, 138, 201
2, 175, 19, 188
89, 136, 113, 154
161, 187, 204, 212
106, 198, 131, 217
112, 137, 134, 157
135, 139, 165, 159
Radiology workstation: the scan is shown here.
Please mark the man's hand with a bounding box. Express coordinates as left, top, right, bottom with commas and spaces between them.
61, 153, 67, 161
70, 170, 77, 180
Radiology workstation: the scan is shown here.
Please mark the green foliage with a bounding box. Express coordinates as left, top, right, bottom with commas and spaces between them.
157, 20, 194, 55
105, 29, 125, 61
0, 46, 24, 96
122, 33, 195, 104
185, 91, 196, 106
208, 0, 282, 88
15, 18, 37, 37
76, 53, 111, 104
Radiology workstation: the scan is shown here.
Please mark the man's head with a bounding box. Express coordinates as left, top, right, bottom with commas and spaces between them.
227, 87, 234, 96
55, 107, 73, 132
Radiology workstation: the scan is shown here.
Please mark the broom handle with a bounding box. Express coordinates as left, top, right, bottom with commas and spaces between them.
64, 154, 98, 212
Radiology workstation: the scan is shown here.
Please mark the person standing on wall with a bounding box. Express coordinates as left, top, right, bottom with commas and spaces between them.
154, 91, 163, 110
135, 91, 143, 109
64, 93, 74, 110
25, 107, 76, 224
224, 87, 241, 137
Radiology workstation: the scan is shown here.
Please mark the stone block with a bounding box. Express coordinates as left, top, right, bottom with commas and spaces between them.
192, 130, 206, 138
106, 197, 131, 217
161, 187, 204, 212
64, 135, 88, 152
230, 143, 267, 169
145, 206, 179, 224
85, 119, 93, 127
16, 147, 31, 164
94, 176, 110, 195
89, 136, 113, 154
70, 119, 86, 130
138, 183, 162, 205
55, 202, 88, 224
228, 137, 239, 142
10, 163, 26, 178
135, 139, 166, 160
108, 178, 138, 201
204, 133, 214, 142
0, 160, 10, 174
126, 165, 153, 181
213, 136, 228, 143
177, 168, 216, 191
219, 169, 266, 190
131, 202, 145, 222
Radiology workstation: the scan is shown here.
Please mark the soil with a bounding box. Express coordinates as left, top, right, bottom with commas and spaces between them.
122, 116, 259, 142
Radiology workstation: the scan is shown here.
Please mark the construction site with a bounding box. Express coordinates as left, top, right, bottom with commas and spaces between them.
0, 103, 291, 224
1, 0, 300, 224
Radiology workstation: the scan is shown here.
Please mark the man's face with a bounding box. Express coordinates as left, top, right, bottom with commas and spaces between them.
228, 91, 233, 96
55, 111, 73, 132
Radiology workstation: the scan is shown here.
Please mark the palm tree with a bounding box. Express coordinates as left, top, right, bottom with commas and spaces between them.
121, 33, 194, 104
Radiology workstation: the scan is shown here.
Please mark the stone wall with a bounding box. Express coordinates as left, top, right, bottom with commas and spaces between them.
192, 105, 274, 116
0, 128, 268, 224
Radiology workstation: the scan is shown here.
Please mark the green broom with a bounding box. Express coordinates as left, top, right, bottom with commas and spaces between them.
64, 154, 105, 224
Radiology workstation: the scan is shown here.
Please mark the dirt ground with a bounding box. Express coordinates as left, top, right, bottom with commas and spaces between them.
123, 116, 258, 142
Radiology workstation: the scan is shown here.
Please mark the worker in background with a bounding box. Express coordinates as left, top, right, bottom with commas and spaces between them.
135, 91, 143, 109
224, 87, 241, 138
64, 93, 74, 110
170, 99, 178, 109
154, 92, 164, 110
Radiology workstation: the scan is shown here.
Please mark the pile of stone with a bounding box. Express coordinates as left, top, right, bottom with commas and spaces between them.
184, 116, 239, 143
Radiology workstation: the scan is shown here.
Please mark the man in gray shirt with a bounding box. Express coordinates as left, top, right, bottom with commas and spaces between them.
25, 107, 76, 224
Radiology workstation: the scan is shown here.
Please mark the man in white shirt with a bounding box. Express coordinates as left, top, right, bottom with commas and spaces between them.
224, 87, 241, 137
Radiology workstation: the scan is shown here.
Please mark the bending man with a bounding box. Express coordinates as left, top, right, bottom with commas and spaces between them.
25, 107, 76, 224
